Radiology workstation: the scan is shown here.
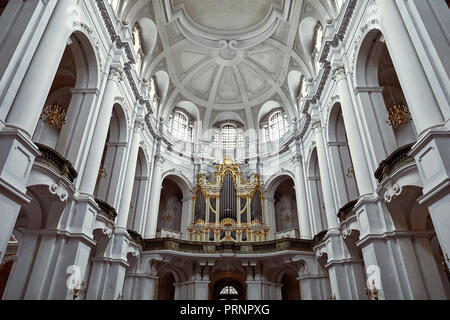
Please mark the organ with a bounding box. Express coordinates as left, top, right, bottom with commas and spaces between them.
188, 155, 268, 242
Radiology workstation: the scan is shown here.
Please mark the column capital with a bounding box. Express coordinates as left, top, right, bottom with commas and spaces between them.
154, 154, 165, 166
311, 117, 323, 132
108, 66, 124, 83
291, 154, 303, 166
133, 118, 145, 133
331, 64, 346, 82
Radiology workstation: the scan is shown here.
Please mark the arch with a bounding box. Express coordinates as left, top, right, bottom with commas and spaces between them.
157, 271, 176, 300
210, 270, 247, 300
273, 177, 299, 235
109, 103, 129, 143
307, 148, 328, 234
212, 111, 245, 129
69, 30, 100, 89
160, 173, 192, 199
127, 147, 150, 233
280, 270, 301, 300
156, 176, 187, 238
94, 103, 129, 207
265, 172, 295, 199
32, 30, 100, 172
169, 101, 200, 122
326, 102, 359, 207
354, 27, 417, 157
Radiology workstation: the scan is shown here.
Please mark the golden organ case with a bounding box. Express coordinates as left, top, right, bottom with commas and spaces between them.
188, 155, 268, 242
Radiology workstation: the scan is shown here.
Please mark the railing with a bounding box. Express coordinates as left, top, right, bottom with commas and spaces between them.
374, 143, 415, 183
95, 198, 117, 222
142, 238, 314, 254
312, 230, 328, 246
127, 229, 144, 246
35, 143, 78, 182
337, 199, 358, 223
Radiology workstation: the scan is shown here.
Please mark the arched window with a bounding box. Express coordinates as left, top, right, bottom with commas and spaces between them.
221, 124, 236, 150
213, 122, 245, 149
269, 111, 289, 141
220, 286, 238, 295
170, 110, 190, 141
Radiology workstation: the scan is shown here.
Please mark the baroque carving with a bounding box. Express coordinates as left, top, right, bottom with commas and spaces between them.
48, 183, 69, 202
384, 183, 402, 203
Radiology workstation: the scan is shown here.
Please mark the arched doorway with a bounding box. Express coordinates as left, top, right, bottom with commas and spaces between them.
157, 272, 175, 300
281, 273, 300, 300
213, 278, 245, 300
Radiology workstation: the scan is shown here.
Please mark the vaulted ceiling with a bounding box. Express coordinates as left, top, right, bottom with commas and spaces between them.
113, 0, 340, 130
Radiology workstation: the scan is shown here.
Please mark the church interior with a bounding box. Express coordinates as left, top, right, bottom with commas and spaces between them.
0, 0, 449, 300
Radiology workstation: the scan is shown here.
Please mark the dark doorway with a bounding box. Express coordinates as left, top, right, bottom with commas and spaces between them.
281, 273, 301, 300
157, 272, 175, 300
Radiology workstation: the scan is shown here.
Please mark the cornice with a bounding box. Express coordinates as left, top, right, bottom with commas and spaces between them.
297, 0, 357, 141
94, 0, 155, 123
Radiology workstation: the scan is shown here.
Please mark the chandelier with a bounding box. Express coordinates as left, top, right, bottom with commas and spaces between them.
386, 104, 412, 129
382, 62, 412, 129
40, 98, 67, 129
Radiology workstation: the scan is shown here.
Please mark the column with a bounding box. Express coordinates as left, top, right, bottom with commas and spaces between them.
374, 0, 444, 135
180, 197, 192, 240
313, 120, 338, 229
117, 121, 143, 229
291, 155, 312, 239
333, 66, 375, 196
264, 197, 276, 240
375, 0, 450, 272
5, 0, 78, 136
144, 153, 165, 238
79, 66, 123, 194
193, 280, 210, 300
298, 275, 331, 300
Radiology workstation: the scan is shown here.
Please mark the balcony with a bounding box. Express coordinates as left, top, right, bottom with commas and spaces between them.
95, 198, 117, 222
34, 143, 78, 183
142, 238, 314, 254
374, 143, 415, 183
374, 143, 422, 203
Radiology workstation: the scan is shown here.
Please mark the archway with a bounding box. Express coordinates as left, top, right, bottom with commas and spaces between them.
355, 29, 418, 166
156, 177, 184, 239
307, 148, 327, 235
385, 186, 450, 299
327, 103, 359, 208
273, 177, 300, 239
32, 31, 99, 170
157, 272, 176, 300
281, 272, 300, 300
127, 148, 149, 235
94, 103, 128, 208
